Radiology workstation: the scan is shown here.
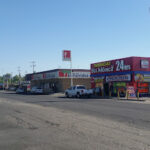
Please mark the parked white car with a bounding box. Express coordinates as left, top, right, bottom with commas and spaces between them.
9, 86, 17, 91
16, 88, 24, 94
65, 85, 93, 98
31, 87, 43, 94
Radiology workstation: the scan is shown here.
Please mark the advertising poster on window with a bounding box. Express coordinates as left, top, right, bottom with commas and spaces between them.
113, 82, 126, 94
135, 74, 150, 82
127, 86, 136, 98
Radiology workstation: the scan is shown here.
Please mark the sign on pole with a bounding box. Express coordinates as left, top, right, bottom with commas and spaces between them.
62, 50, 71, 61
62, 50, 73, 86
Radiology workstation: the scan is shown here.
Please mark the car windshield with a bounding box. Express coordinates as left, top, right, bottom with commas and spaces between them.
77, 86, 85, 89
32, 87, 37, 89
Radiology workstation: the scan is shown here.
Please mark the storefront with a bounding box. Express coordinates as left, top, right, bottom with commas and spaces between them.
25, 69, 91, 92
91, 57, 150, 97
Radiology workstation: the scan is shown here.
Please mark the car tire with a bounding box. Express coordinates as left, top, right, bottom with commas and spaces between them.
76, 93, 80, 98
87, 94, 91, 98
66, 92, 69, 98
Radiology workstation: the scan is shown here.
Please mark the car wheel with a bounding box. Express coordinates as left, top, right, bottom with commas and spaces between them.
87, 94, 91, 98
66, 92, 69, 98
76, 93, 80, 98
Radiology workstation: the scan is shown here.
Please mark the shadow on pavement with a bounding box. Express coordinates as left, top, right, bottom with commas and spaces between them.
117, 98, 146, 102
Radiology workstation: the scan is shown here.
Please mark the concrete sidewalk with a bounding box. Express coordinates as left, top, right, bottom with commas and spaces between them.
50, 92, 150, 103
49, 92, 65, 98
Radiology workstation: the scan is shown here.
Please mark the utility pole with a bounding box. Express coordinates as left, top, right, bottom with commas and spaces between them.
10, 72, 13, 85
18, 67, 21, 85
1, 69, 5, 90
2, 75, 5, 90
31, 61, 36, 73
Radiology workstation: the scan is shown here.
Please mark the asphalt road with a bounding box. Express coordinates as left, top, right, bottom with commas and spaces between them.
0, 91, 150, 150
1, 91, 150, 130
0, 92, 150, 129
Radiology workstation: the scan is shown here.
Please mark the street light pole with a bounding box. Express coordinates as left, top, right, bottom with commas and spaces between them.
70, 58, 73, 87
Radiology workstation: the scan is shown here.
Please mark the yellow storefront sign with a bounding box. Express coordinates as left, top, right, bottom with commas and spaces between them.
93, 61, 111, 68
95, 79, 104, 83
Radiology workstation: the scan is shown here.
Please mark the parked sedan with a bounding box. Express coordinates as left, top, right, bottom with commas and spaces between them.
31, 87, 43, 94
16, 88, 24, 94
9, 86, 17, 91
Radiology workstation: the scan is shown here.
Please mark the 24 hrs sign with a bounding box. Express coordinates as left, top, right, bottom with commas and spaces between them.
115, 60, 131, 71
91, 59, 131, 74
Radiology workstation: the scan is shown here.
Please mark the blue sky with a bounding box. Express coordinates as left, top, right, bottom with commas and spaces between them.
0, 0, 150, 76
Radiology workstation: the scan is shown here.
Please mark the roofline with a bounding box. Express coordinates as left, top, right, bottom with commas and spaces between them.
91, 56, 150, 65
26, 68, 90, 76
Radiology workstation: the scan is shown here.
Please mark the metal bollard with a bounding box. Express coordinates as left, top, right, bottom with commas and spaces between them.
117, 91, 120, 100
126, 91, 129, 100
137, 91, 139, 100
102, 90, 104, 97
109, 91, 111, 97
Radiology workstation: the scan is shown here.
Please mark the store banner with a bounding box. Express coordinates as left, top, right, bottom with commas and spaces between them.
113, 82, 126, 87
59, 70, 90, 78
62, 50, 71, 61
135, 74, 150, 82
33, 74, 43, 80
144, 74, 150, 82
59, 70, 71, 77
91, 57, 150, 76
72, 72, 90, 78
141, 60, 149, 69
45, 71, 58, 79
106, 74, 131, 82
91, 58, 132, 74
94, 76, 105, 83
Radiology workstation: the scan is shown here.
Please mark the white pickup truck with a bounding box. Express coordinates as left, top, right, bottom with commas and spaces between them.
65, 85, 93, 98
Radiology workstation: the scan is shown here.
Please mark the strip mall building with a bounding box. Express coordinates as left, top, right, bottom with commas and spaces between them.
26, 69, 90, 92
91, 57, 150, 96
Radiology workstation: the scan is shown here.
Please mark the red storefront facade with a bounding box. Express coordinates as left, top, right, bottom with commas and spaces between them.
91, 57, 150, 96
